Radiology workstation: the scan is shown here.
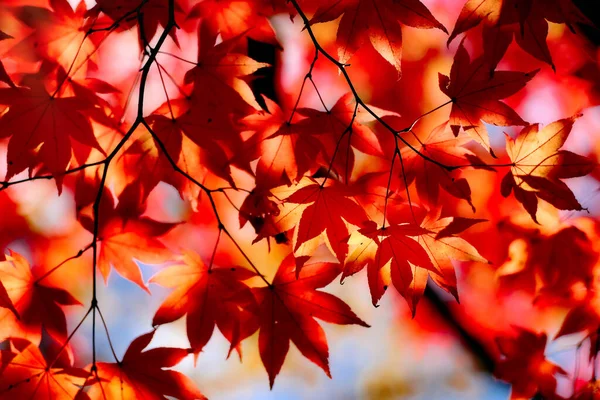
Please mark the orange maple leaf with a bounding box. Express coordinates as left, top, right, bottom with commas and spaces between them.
344, 220, 434, 310
501, 115, 596, 222
0, 250, 81, 346
9, 0, 98, 75
189, 0, 282, 47
401, 122, 490, 212
87, 330, 206, 400
0, 338, 89, 399
77, 181, 175, 292
411, 210, 487, 308
241, 98, 325, 190
345, 207, 486, 312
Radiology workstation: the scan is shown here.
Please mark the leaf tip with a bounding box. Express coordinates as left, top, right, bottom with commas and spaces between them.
525, 68, 541, 79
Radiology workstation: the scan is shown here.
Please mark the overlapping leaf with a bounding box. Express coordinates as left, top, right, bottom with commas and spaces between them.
0, 250, 81, 346
310, 0, 446, 74
448, 0, 591, 71
495, 328, 567, 400
185, 22, 268, 113
242, 94, 393, 190
401, 122, 490, 212
412, 212, 487, 304
0, 338, 89, 399
501, 115, 595, 222
439, 43, 537, 155
145, 100, 239, 193
241, 99, 325, 190
295, 93, 392, 183
349, 221, 434, 309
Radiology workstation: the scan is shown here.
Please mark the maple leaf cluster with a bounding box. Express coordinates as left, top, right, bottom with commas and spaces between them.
0, 0, 599, 398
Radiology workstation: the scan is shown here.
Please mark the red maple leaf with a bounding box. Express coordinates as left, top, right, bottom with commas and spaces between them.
145, 100, 238, 192
341, 172, 406, 224
0, 75, 105, 189
448, 0, 591, 71
150, 250, 259, 356
310, 0, 446, 74
184, 24, 268, 114
343, 220, 434, 310
252, 255, 368, 387
88, 0, 184, 47
284, 181, 369, 271
495, 328, 567, 400
344, 205, 486, 312
411, 212, 487, 303
439, 42, 537, 155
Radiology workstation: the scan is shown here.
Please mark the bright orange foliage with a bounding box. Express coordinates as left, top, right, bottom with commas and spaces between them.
0, 0, 599, 399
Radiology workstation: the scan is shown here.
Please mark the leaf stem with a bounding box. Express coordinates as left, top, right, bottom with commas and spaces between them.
34, 242, 93, 284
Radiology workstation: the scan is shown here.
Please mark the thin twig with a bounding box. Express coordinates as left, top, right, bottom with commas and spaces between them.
88, 0, 178, 371
286, 0, 456, 172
